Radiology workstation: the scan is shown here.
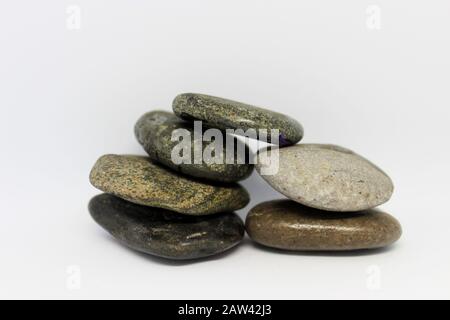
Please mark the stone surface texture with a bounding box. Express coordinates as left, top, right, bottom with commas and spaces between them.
135, 110, 253, 182
245, 200, 402, 251
256, 144, 394, 212
173, 93, 304, 146
89, 154, 250, 215
89, 194, 245, 260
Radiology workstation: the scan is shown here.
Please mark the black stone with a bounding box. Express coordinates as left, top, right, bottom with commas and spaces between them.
89, 194, 245, 260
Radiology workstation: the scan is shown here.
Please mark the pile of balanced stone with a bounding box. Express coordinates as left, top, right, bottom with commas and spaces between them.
89, 93, 402, 260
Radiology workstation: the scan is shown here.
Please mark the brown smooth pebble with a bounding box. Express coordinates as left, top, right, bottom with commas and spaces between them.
245, 200, 402, 251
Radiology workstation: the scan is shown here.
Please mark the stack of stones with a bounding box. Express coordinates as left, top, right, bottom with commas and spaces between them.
89, 93, 401, 260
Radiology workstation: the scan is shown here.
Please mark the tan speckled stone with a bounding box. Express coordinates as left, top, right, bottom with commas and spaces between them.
256, 144, 394, 212
245, 200, 402, 251
89, 155, 250, 215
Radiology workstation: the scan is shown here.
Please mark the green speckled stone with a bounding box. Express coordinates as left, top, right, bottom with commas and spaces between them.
135, 111, 253, 182
246, 200, 402, 251
89, 155, 250, 215
172, 93, 304, 146
89, 194, 245, 260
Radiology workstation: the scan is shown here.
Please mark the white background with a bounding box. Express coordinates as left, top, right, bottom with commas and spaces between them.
1, 0, 449, 299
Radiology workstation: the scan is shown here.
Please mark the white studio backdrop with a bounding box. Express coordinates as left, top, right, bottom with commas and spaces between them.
0, 0, 449, 299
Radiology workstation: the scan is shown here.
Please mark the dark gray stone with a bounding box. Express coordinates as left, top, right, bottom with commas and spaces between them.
135, 111, 253, 182
89, 194, 245, 260
173, 93, 304, 146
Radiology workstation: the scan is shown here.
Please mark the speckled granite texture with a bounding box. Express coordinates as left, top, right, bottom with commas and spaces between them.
256, 144, 394, 211
89, 154, 250, 215
135, 110, 253, 182
172, 93, 304, 146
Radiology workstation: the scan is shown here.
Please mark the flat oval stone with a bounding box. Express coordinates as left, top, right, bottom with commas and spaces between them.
89, 155, 250, 215
89, 194, 245, 260
173, 93, 304, 146
135, 111, 253, 182
256, 144, 394, 211
246, 200, 402, 251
